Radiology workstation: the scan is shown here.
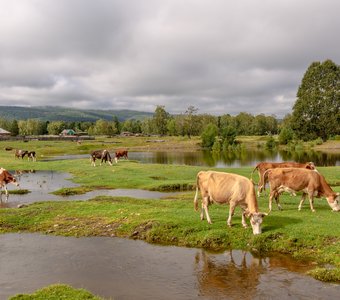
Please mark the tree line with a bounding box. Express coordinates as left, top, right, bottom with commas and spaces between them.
0, 109, 278, 137
0, 60, 338, 148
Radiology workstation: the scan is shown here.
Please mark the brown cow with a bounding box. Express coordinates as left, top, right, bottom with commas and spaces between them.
251, 161, 316, 197
114, 150, 128, 163
0, 168, 19, 202
194, 171, 266, 235
15, 149, 28, 159
264, 168, 340, 212
90, 149, 113, 167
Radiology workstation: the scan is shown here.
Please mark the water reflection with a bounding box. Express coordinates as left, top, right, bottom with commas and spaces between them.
41, 149, 340, 167
0, 234, 339, 300
130, 149, 340, 167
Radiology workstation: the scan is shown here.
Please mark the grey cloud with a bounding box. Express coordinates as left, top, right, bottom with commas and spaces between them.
0, 0, 339, 118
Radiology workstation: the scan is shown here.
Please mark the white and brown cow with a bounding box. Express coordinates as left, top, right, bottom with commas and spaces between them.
0, 168, 19, 202
14, 149, 28, 159
251, 161, 316, 197
194, 171, 267, 235
264, 168, 340, 212
90, 149, 113, 167
27, 151, 36, 161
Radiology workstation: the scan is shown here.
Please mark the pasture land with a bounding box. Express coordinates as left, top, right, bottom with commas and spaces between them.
0, 138, 340, 288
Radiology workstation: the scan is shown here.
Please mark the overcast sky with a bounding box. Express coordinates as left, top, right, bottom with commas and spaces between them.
0, 0, 339, 118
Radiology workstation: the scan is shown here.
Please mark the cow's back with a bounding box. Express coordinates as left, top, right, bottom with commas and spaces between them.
268, 168, 320, 191
207, 172, 255, 205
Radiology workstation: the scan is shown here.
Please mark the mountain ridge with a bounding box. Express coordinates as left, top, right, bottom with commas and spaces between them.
0, 106, 153, 122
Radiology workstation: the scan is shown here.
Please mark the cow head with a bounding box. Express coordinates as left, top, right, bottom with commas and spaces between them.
306, 162, 316, 170
327, 193, 340, 212
249, 212, 267, 235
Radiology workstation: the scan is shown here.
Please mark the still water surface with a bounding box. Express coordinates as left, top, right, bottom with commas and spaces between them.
44, 148, 340, 167
1, 233, 339, 300
1, 171, 182, 208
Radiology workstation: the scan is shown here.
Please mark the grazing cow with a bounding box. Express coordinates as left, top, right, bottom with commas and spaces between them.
90, 149, 113, 167
114, 150, 128, 163
27, 151, 36, 161
251, 161, 316, 197
194, 171, 266, 235
0, 168, 19, 202
264, 168, 340, 212
15, 149, 28, 159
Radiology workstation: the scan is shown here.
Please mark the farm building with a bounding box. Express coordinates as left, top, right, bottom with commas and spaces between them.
0, 128, 11, 136
60, 129, 76, 136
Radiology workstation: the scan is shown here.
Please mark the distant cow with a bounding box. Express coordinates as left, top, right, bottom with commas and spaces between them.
15, 149, 28, 159
194, 171, 266, 235
27, 151, 36, 161
251, 161, 316, 197
264, 168, 340, 212
0, 168, 19, 202
114, 150, 128, 163
90, 149, 113, 167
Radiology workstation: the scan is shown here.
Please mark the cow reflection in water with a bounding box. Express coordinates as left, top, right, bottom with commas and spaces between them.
194, 250, 266, 300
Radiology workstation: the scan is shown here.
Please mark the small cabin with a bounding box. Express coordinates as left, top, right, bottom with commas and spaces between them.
0, 128, 11, 136
60, 129, 76, 136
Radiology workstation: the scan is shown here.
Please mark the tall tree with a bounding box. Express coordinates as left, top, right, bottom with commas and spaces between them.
183, 105, 199, 138
291, 60, 340, 141
153, 105, 169, 135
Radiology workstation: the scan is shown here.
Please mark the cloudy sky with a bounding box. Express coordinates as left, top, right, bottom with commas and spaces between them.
0, 0, 339, 118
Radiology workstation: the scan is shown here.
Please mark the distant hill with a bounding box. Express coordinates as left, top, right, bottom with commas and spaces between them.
0, 106, 153, 122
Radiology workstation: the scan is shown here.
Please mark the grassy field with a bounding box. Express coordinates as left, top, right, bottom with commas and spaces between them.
1, 137, 340, 298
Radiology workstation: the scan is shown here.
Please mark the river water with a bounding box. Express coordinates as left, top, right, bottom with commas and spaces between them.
1, 170, 183, 208
1, 233, 339, 300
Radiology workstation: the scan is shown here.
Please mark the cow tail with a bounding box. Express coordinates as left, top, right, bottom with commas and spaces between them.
262, 169, 271, 189
194, 174, 200, 211
250, 164, 259, 185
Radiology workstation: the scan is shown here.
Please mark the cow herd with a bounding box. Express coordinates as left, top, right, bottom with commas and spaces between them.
90, 149, 128, 166
1, 146, 339, 236
194, 162, 339, 235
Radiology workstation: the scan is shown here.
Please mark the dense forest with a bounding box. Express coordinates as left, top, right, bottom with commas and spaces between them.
0, 60, 338, 148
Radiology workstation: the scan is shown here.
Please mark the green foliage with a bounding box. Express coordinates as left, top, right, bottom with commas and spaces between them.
9, 284, 102, 300
211, 138, 222, 152
201, 123, 218, 148
291, 60, 340, 141
47, 121, 67, 135
265, 135, 277, 149
278, 126, 294, 145
221, 125, 237, 145
153, 105, 169, 135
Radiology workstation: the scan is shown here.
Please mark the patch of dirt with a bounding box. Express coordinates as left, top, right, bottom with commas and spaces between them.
130, 221, 159, 239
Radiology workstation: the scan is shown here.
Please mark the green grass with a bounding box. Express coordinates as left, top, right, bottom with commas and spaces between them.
9, 284, 102, 300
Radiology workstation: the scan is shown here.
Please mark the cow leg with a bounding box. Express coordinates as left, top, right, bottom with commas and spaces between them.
298, 193, 307, 211
257, 182, 263, 197
241, 209, 248, 228
202, 196, 212, 224
227, 204, 236, 227
307, 192, 316, 212
268, 191, 275, 212
275, 192, 283, 211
